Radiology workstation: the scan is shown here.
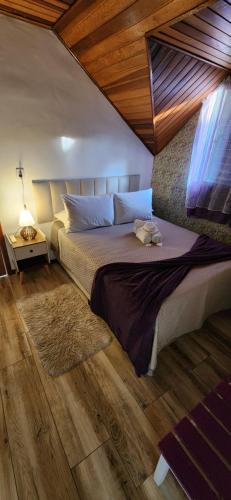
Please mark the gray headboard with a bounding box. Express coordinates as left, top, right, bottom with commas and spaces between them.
32, 174, 140, 223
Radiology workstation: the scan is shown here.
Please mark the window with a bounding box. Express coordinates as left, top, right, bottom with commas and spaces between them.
186, 78, 231, 226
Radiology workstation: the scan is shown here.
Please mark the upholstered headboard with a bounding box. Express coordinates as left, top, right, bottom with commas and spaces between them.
32, 174, 140, 223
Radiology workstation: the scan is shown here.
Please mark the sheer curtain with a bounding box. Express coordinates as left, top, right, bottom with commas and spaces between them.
186, 78, 231, 225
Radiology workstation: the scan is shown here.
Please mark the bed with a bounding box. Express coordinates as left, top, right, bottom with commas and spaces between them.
33, 176, 231, 374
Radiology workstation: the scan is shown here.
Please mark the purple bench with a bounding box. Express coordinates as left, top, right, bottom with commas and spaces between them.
154, 375, 231, 499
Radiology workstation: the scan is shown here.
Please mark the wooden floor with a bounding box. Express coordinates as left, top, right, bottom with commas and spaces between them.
0, 263, 230, 500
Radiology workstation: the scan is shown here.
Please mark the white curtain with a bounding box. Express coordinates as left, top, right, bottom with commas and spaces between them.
186, 78, 231, 225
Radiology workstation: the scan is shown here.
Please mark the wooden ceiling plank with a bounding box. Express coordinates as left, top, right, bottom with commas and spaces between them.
149, 40, 160, 60
163, 26, 231, 65
153, 55, 198, 101
92, 52, 147, 87
85, 38, 146, 74
185, 14, 231, 49
154, 60, 204, 111
197, 7, 231, 36
105, 74, 150, 94
155, 74, 223, 148
98, 65, 149, 89
106, 84, 150, 101
0, 0, 65, 16
70, 0, 171, 53
122, 111, 152, 120
128, 122, 154, 130
146, 0, 215, 37
129, 117, 153, 124
133, 127, 154, 133
103, 68, 149, 91
153, 31, 231, 69
55, 0, 106, 34
0, 6, 53, 25
0, 0, 59, 21
155, 65, 215, 118
150, 45, 171, 72
61, 0, 137, 47
155, 78, 221, 149
152, 48, 180, 82
72, 0, 216, 65
155, 106, 201, 151
116, 102, 152, 112
173, 21, 231, 57
33, 0, 69, 11
156, 69, 224, 130
155, 95, 203, 131
25, 0, 69, 12
110, 96, 151, 107
210, 0, 231, 22
153, 53, 190, 92
155, 66, 222, 124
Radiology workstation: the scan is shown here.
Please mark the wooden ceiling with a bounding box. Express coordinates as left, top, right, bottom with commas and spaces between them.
0, 0, 230, 153
55, 0, 228, 154
150, 41, 226, 152
151, 0, 231, 71
0, 0, 75, 28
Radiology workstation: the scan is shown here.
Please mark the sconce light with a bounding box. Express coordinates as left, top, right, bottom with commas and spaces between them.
17, 162, 37, 241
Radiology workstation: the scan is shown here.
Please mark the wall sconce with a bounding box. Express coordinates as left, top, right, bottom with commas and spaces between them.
16, 162, 37, 241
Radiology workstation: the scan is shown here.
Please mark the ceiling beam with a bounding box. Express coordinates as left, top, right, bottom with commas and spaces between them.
146, 0, 216, 37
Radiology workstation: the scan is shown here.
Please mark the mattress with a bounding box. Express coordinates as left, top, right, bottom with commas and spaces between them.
52, 217, 231, 372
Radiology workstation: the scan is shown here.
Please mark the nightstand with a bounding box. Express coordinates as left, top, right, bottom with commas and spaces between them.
6, 229, 50, 284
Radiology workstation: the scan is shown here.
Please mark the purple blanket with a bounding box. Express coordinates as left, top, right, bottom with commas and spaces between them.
90, 235, 231, 376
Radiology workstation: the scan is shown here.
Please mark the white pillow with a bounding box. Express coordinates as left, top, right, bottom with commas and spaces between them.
114, 188, 152, 224
62, 193, 114, 232
54, 211, 67, 225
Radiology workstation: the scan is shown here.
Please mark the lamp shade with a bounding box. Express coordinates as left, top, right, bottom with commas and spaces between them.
19, 208, 35, 227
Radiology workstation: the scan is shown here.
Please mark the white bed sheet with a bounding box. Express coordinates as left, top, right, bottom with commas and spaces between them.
55, 217, 231, 373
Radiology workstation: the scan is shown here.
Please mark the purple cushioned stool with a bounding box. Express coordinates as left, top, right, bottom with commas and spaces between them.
154, 375, 231, 499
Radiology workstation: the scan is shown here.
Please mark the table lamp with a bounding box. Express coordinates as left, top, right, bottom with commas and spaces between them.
19, 207, 37, 240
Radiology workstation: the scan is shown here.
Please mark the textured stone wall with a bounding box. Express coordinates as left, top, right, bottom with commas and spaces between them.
152, 112, 231, 244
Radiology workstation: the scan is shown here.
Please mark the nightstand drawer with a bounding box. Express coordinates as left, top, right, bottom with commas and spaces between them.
14, 242, 48, 261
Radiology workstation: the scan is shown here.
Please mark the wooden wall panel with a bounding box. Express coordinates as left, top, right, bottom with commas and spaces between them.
150, 41, 226, 152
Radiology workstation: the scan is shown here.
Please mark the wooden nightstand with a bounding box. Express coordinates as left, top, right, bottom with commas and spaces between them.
6, 229, 50, 284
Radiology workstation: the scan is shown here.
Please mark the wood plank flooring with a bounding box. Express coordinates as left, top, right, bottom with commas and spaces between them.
0, 262, 230, 499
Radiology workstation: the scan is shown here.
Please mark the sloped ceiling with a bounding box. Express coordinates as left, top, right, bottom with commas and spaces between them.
55, 0, 230, 154
0, 0, 230, 153
150, 0, 231, 71
0, 0, 75, 28
55, 0, 223, 154
150, 41, 226, 152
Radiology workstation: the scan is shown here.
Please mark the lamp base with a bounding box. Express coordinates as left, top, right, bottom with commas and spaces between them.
20, 226, 37, 241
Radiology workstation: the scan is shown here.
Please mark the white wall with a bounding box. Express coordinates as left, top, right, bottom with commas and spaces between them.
0, 15, 153, 233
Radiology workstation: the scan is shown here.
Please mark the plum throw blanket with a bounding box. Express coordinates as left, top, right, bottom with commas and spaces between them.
90, 235, 231, 376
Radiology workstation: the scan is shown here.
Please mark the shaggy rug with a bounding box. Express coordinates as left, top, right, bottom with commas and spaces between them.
17, 283, 112, 376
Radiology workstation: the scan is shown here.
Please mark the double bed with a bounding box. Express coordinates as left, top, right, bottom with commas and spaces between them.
33, 175, 231, 374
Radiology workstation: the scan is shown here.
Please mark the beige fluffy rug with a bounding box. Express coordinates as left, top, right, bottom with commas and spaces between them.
17, 283, 111, 376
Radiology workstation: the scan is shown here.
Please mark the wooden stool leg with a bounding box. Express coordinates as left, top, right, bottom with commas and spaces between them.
154, 454, 169, 486
19, 271, 24, 285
